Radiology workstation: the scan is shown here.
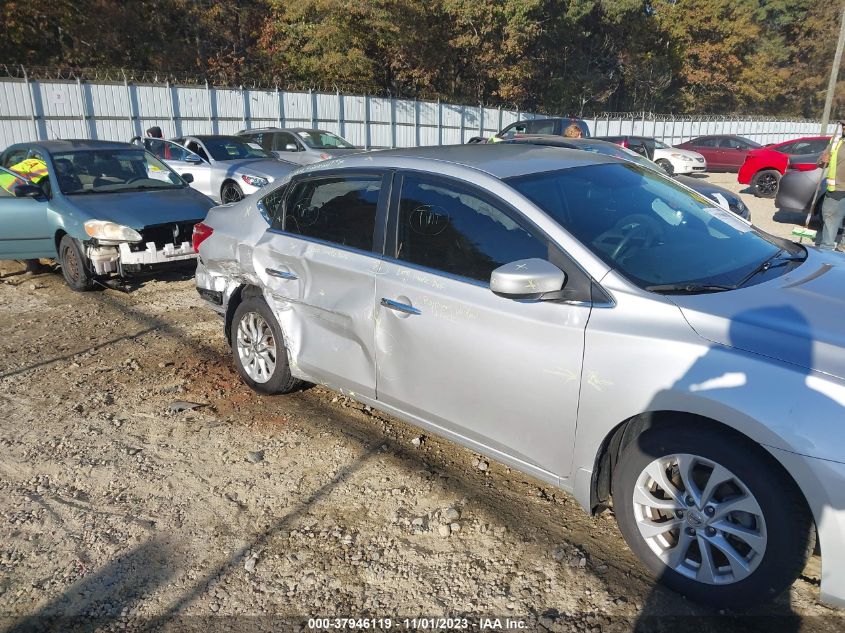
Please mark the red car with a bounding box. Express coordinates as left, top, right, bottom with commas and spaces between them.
676, 135, 761, 173
737, 136, 830, 198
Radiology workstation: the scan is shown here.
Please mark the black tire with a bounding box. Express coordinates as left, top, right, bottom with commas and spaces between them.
751, 169, 780, 198
221, 181, 244, 204
612, 423, 812, 609
230, 296, 301, 395
655, 158, 674, 176
58, 235, 95, 291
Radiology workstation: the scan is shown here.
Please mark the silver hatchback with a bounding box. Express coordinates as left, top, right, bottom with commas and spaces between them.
194, 144, 845, 610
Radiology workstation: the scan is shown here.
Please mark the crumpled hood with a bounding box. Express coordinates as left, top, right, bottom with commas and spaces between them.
215, 159, 295, 180
669, 249, 845, 380
63, 186, 214, 230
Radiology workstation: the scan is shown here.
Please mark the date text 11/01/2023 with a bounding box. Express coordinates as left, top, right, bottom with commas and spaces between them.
307, 617, 527, 629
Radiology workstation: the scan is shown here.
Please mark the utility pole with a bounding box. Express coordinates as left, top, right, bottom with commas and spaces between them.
821, 1, 845, 134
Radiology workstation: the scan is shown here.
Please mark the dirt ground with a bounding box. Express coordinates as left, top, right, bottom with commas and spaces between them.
1, 179, 843, 633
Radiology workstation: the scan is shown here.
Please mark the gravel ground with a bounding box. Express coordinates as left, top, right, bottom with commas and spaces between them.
1, 185, 843, 633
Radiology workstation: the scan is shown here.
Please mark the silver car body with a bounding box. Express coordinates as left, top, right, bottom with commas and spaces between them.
196, 145, 845, 608
139, 136, 296, 203
237, 127, 363, 165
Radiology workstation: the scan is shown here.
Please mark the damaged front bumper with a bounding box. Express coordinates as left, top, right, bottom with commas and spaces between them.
85, 240, 197, 275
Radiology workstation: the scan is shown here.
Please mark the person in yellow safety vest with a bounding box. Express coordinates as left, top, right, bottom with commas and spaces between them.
817, 122, 845, 251
0, 158, 49, 195
0, 158, 52, 275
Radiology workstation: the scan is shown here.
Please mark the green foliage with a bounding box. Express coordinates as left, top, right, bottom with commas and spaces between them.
0, 0, 840, 117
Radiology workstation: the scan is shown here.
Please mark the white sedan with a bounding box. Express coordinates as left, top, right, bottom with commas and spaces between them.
653, 140, 707, 175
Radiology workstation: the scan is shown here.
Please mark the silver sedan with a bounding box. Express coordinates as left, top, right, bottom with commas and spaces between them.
138, 135, 297, 203
194, 144, 845, 610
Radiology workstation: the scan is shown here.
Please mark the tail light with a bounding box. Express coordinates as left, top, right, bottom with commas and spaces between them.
192, 222, 214, 253
791, 162, 819, 172
619, 139, 629, 148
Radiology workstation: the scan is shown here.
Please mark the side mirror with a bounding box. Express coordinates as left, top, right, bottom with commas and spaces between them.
284, 143, 298, 152
185, 155, 203, 164
490, 258, 566, 301
181, 173, 195, 184
14, 183, 45, 199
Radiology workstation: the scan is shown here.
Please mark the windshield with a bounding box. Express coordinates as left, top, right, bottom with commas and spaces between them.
296, 131, 355, 150
52, 149, 185, 195
201, 137, 271, 161
507, 163, 800, 289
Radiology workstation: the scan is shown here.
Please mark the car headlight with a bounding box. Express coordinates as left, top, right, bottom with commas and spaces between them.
241, 174, 269, 188
672, 153, 694, 162
84, 220, 142, 243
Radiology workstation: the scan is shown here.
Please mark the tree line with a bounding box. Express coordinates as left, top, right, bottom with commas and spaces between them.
1, 0, 840, 118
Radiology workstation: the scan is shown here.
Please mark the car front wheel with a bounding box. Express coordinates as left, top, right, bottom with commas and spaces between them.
656, 158, 674, 176
751, 169, 780, 198
612, 423, 812, 609
231, 296, 301, 395
221, 181, 244, 204
58, 235, 95, 291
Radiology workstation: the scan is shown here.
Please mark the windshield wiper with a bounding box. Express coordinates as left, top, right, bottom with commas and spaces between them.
645, 283, 734, 294
733, 249, 806, 288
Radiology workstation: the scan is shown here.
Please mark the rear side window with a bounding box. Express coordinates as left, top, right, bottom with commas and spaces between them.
526, 120, 555, 135
395, 175, 547, 282
281, 176, 381, 251
692, 138, 717, 147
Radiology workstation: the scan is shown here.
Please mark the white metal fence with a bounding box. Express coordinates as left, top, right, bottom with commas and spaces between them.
0, 76, 822, 148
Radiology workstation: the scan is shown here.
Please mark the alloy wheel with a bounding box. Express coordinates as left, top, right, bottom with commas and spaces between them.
235, 311, 277, 383
632, 453, 767, 585
757, 173, 778, 196
222, 183, 244, 204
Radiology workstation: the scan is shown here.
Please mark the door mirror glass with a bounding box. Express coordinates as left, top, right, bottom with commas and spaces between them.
284, 143, 298, 152
185, 154, 203, 164
490, 258, 566, 300
181, 173, 195, 184
13, 183, 45, 199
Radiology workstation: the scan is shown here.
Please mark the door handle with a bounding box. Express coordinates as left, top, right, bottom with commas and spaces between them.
266, 267, 298, 280
380, 297, 421, 315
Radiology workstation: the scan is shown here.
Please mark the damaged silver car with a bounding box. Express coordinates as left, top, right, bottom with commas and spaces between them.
0, 140, 215, 290
195, 144, 845, 611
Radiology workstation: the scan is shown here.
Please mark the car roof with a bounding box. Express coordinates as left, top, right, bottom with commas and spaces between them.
313, 143, 615, 179
188, 135, 248, 142
8, 139, 135, 153
237, 127, 328, 134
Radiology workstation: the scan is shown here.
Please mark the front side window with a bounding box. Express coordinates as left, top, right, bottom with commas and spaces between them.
500, 122, 528, 138
51, 149, 184, 194
395, 175, 547, 282
296, 131, 354, 150
144, 139, 202, 162
526, 120, 555, 135
508, 163, 799, 290
273, 132, 301, 151
280, 176, 381, 251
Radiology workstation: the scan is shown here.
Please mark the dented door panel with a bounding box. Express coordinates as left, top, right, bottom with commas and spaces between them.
253, 232, 378, 399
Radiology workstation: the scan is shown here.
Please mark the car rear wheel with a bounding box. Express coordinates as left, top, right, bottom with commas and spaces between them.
221, 181, 244, 204
751, 169, 780, 198
58, 235, 95, 292
231, 296, 301, 395
655, 159, 674, 176
612, 423, 812, 609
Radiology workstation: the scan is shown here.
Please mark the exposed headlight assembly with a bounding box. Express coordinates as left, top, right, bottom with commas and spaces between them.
241, 174, 269, 188
84, 220, 143, 243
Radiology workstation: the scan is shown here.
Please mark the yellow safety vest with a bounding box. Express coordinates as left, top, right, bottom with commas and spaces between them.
828, 139, 844, 192
0, 158, 48, 194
